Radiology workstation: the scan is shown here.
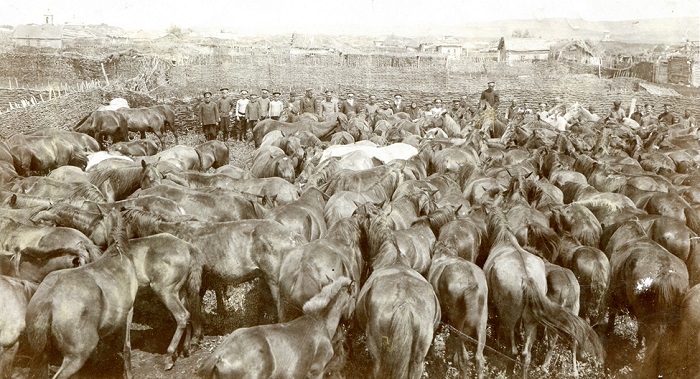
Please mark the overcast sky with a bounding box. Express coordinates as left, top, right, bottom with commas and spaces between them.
4, 0, 699, 34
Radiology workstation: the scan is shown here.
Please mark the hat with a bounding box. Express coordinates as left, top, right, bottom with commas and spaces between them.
272, 91, 281, 95
289, 92, 297, 97
325, 90, 333, 94
261, 89, 269, 93
203, 91, 212, 96
452, 99, 460, 103
613, 100, 621, 106
394, 93, 402, 97
219, 87, 229, 91
347, 92, 355, 96
305, 88, 314, 92
240, 90, 248, 94
487, 80, 495, 84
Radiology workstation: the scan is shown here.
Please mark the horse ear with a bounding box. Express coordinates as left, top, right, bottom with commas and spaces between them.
141, 159, 147, 170
9, 194, 17, 207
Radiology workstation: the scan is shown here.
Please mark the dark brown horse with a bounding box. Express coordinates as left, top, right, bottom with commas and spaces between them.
640, 284, 700, 378
0, 216, 102, 283
428, 241, 488, 379
252, 113, 348, 147
9, 176, 106, 203
198, 277, 354, 379
6, 134, 88, 176
261, 186, 328, 241
194, 140, 229, 170
74, 109, 129, 149
605, 220, 689, 347
355, 209, 440, 379
108, 139, 159, 156
483, 209, 603, 379
28, 128, 100, 153
0, 275, 38, 378
25, 211, 137, 379
250, 145, 296, 183
122, 209, 307, 345
88, 160, 163, 201
117, 105, 178, 146
30, 202, 119, 249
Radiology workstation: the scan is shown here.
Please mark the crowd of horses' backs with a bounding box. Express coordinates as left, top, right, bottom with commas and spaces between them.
2, 98, 700, 379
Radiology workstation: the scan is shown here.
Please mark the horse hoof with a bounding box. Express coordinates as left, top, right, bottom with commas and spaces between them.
164, 356, 175, 371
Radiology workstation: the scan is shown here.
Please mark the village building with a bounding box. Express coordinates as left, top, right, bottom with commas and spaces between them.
496, 37, 552, 64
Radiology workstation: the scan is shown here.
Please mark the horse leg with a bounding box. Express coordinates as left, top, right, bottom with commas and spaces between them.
572, 341, 579, 379
122, 307, 134, 379
541, 329, 557, 373
139, 131, 147, 140
0, 342, 19, 379
28, 351, 50, 379
154, 287, 190, 370
520, 319, 538, 379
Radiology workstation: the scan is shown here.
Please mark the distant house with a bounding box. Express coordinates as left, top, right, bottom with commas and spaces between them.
653, 41, 700, 87
553, 40, 601, 65
497, 37, 551, 63
373, 35, 416, 54
290, 34, 343, 56
12, 24, 63, 49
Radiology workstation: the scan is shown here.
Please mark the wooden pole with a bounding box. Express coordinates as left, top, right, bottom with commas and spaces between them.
101, 62, 110, 85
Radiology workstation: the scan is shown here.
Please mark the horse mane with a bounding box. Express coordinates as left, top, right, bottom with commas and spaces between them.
412, 206, 457, 235
327, 216, 363, 245
107, 209, 130, 256
302, 276, 352, 316
560, 181, 594, 203
572, 153, 600, 179
70, 181, 107, 202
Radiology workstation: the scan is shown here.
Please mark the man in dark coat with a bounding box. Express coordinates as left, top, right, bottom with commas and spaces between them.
658, 104, 675, 125
299, 88, 317, 116
197, 91, 219, 141
480, 80, 500, 110
339, 92, 359, 116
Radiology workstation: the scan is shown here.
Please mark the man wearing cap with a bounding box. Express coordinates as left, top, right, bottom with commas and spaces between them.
268, 92, 284, 120
217, 88, 235, 140
320, 90, 339, 120
340, 92, 359, 116
448, 99, 463, 120
391, 94, 404, 114
378, 101, 394, 117
259, 89, 271, 120
287, 92, 301, 122
196, 91, 219, 141
234, 90, 250, 141
245, 94, 262, 142
300, 88, 316, 116
606, 100, 626, 123
658, 104, 675, 126
480, 80, 500, 110
680, 109, 696, 129
430, 99, 444, 117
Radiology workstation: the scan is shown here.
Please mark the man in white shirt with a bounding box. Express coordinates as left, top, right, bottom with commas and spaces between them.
234, 90, 250, 141
268, 92, 284, 120
430, 99, 445, 117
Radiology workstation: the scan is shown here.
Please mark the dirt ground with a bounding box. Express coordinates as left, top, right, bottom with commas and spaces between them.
9, 278, 646, 379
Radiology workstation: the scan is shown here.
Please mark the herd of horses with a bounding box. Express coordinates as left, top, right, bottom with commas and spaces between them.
1, 96, 699, 379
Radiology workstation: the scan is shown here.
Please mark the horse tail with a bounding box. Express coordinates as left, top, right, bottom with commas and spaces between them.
380, 304, 414, 379
526, 222, 560, 262
684, 206, 700, 236
522, 277, 604, 362
654, 268, 688, 324
185, 247, 203, 320
26, 296, 52, 356
582, 249, 610, 324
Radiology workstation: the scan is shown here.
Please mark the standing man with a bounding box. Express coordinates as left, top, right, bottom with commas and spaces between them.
299, 88, 317, 116
245, 94, 262, 142
234, 90, 250, 141
658, 104, 675, 125
287, 92, 301, 122
430, 99, 444, 117
641, 104, 658, 128
480, 80, 500, 110
319, 90, 339, 120
378, 101, 394, 117
197, 91, 219, 141
340, 91, 359, 116
217, 87, 235, 140
268, 92, 284, 120
448, 99, 463, 120
364, 94, 379, 116
258, 89, 271, 120
391, 93, 404, 114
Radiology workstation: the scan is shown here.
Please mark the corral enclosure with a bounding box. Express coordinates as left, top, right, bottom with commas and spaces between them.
1, 50, 699, 114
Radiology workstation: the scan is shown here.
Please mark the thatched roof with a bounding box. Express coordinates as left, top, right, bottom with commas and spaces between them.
498, 37, 552, 52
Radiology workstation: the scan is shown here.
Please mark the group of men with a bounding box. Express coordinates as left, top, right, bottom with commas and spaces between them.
196, 81, 695, 141
196, 88, 286, 141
